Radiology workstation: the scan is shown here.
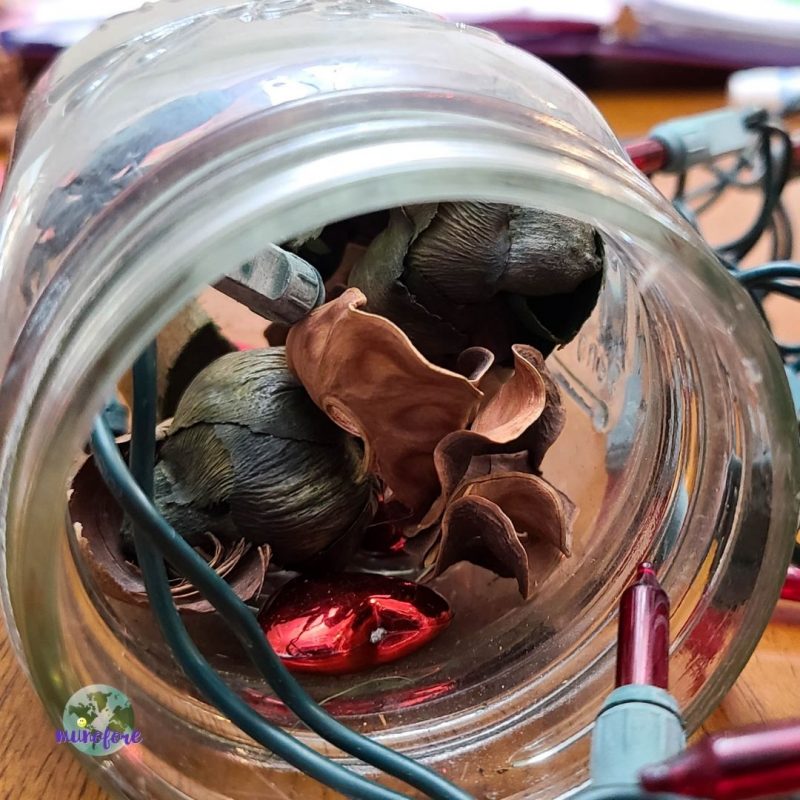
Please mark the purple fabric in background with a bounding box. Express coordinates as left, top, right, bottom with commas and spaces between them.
1, 7, 799, 71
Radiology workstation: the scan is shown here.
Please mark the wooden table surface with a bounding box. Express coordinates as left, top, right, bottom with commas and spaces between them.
2, 85, 799, 799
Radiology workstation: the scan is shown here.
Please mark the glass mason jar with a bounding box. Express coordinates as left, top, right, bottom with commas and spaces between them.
0, 1, 797, 798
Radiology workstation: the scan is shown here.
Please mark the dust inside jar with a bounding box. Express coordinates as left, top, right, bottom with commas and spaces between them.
68, 200, 605, 711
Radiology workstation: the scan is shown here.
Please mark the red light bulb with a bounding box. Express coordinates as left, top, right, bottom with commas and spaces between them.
625, 138, 669, 175
616, 562, 670, 690
641, 720, 800, 800
781, 565, 800, 602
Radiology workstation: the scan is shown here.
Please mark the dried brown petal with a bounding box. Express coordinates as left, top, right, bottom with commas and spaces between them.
463, 472, 575, 557
410, 430, 530, 535
513, 345, 567, 467
454, 347, 495, 385
436, 495, 530, 596
69, 442, 269, 614
471, 345, 547, 442
409, 345, 560, 534
433, 472, 576, 598
286, 288, 482, 513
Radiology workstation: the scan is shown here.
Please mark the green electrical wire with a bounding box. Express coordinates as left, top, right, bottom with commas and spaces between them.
90, 344, 473, 800
112, 345, 410, 800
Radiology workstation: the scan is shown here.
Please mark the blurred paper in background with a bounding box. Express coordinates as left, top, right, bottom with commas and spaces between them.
625, 0, 800, 66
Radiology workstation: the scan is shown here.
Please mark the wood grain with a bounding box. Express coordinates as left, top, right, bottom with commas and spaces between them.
2, 85, 799, 799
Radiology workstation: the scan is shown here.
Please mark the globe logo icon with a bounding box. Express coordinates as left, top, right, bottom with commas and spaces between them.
60, 684, 139, 756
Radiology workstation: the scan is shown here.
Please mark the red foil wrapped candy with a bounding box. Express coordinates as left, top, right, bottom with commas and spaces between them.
259, 573, 453, 674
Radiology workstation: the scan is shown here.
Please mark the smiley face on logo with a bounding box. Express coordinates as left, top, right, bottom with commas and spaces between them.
76, 717, 87, 729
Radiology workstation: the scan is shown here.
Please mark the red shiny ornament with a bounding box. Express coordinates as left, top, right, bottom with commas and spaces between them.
259, 573, 453, 674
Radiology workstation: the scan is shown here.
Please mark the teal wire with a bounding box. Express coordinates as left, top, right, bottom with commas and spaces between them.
128, 344, 158, 497
92, 344, 473, 800
117, 345, 410, 800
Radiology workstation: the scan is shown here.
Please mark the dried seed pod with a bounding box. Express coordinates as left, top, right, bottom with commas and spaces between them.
285, 292, 575, 597
69, 433, 269, 614
349, 202, 604, 362
153, 347, 375, 568
286, 290, 554, 518
408, 203, 602, 300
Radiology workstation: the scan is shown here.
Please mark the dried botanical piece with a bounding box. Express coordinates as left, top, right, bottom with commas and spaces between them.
470, 345, 547, 442
409, 429, 576, 598
284, 211, 390, 282
411, 431, 533, 534
69, 436, 269, 614
151, 347, 375, 568
347, 205, 467, 360
512, 345, 567, 467
286, 288, 483, 513
287, 289, 576, 598
349, 202, 604, 363
432, 474, 575, 598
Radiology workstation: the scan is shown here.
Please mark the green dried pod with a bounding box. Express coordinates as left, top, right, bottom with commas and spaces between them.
152, 347, 375, 568
349, 202, 604, 362
404, 202, 509, 304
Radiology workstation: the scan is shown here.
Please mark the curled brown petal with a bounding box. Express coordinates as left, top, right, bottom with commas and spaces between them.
418, 345, 564, 515
455, 347, 495, 385
512, 345, 566, 467
436, 495, 531, 597
410, 430, 530, 535
470, 344, 547, 443
434, 472, 576, 598
69, 440, 269, 615
408, 345, 558, 536
286, 287, 483, 513
462, 472, 575, 556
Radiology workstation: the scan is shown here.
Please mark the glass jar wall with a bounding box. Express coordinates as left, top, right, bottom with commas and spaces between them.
0, 1, 797, 797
